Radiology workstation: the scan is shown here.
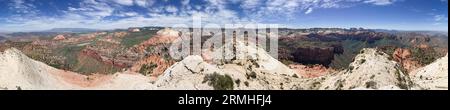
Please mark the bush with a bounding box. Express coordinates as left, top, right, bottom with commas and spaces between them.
244, 81, 249, 87
411, 48, 439, 65
203, 73, 234, 90
360, 59, 366, 64
246, 71, 257, 79
139, 63, 157, 76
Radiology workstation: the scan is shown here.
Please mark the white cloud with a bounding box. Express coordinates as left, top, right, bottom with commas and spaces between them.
181, 0, 190, 6
434, 14, 448, 21
305, 8, 313, 14
363, 0, 396, 6
135, 0, 155, 7
118, 12, 139, 17
70, 0, 115, 19
113, 0, 134, 6
236, 0, 400, 19
241, 0, 262, 9
430, 14, 448, 26
165, 5, 178, 13
8, 0, 38, 14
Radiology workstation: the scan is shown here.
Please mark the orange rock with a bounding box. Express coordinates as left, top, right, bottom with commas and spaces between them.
53, 35, 66, 40
393, 48, 422, 73
113, 32, 128, 37
417, 44, 429, 49
130, 55, 175, 77
289, 64, 334, 78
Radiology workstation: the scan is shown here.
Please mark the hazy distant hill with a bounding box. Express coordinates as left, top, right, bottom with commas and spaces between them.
44, 28, 99, 33
0, 36, 5, 42
373, 29, 448, 36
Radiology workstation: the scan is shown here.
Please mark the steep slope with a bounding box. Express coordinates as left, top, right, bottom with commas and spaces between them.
412, 54, 448, 90
0, 48, 155, 90
0, 48, 76, 89
320, 48, 415, 90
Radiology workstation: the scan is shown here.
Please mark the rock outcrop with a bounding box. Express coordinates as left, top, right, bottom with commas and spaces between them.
289, 64, 335, 78
412, 54, 448, 90
53, 35, 66, 41
154, 41, 317, 90
320, 48, 415, 90
393, 48, 421, 73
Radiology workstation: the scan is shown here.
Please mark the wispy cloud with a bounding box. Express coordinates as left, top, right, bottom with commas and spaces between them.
165, 5, 178, 13
434, 14, 448, 21
113, 0, 134, 6
363, 0, 397, 6
8, 0, 38, 14
304, 8, 313, 14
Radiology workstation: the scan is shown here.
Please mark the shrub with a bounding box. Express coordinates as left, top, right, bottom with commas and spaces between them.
411, 48, 439, 65
139, 63, 157, 76
246, 71, 257, 79
360, 59, 366, 64
235, 79, 241, 85
244, 81, 249, 87
203, 73, 234, 90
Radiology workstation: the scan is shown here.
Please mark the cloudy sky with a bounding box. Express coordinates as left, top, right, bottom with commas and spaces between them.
0, 0, 448, 32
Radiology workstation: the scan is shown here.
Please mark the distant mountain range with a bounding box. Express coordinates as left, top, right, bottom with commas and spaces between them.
43, 28, 100, 33
373, 29, 448, 36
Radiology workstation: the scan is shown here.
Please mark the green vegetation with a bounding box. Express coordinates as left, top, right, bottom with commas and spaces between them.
73, 54, 121, 74
121, 30, 157, 48
329, 40, 368, 69
54, 44, 122, 74
394, 69, 409, 89
139, 63, 158, 76
56, 44, 84, 70
411, 48, 439, 65
359, 59, 366, 64
203, 73, 234, 90
365, 81, 377, 89
235, 79, 241, 87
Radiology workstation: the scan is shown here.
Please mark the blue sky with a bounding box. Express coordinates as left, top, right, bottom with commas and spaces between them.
0, 0, 448, 32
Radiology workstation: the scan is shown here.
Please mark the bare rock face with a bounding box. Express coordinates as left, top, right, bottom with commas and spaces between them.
156, 28, 179, 37
113, 32, 128, 38
53, 35, 66, 41
320, 48, 415, 90
0, 48, 73, 89
289, 64, 335, 78
412, 54, 448, 90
